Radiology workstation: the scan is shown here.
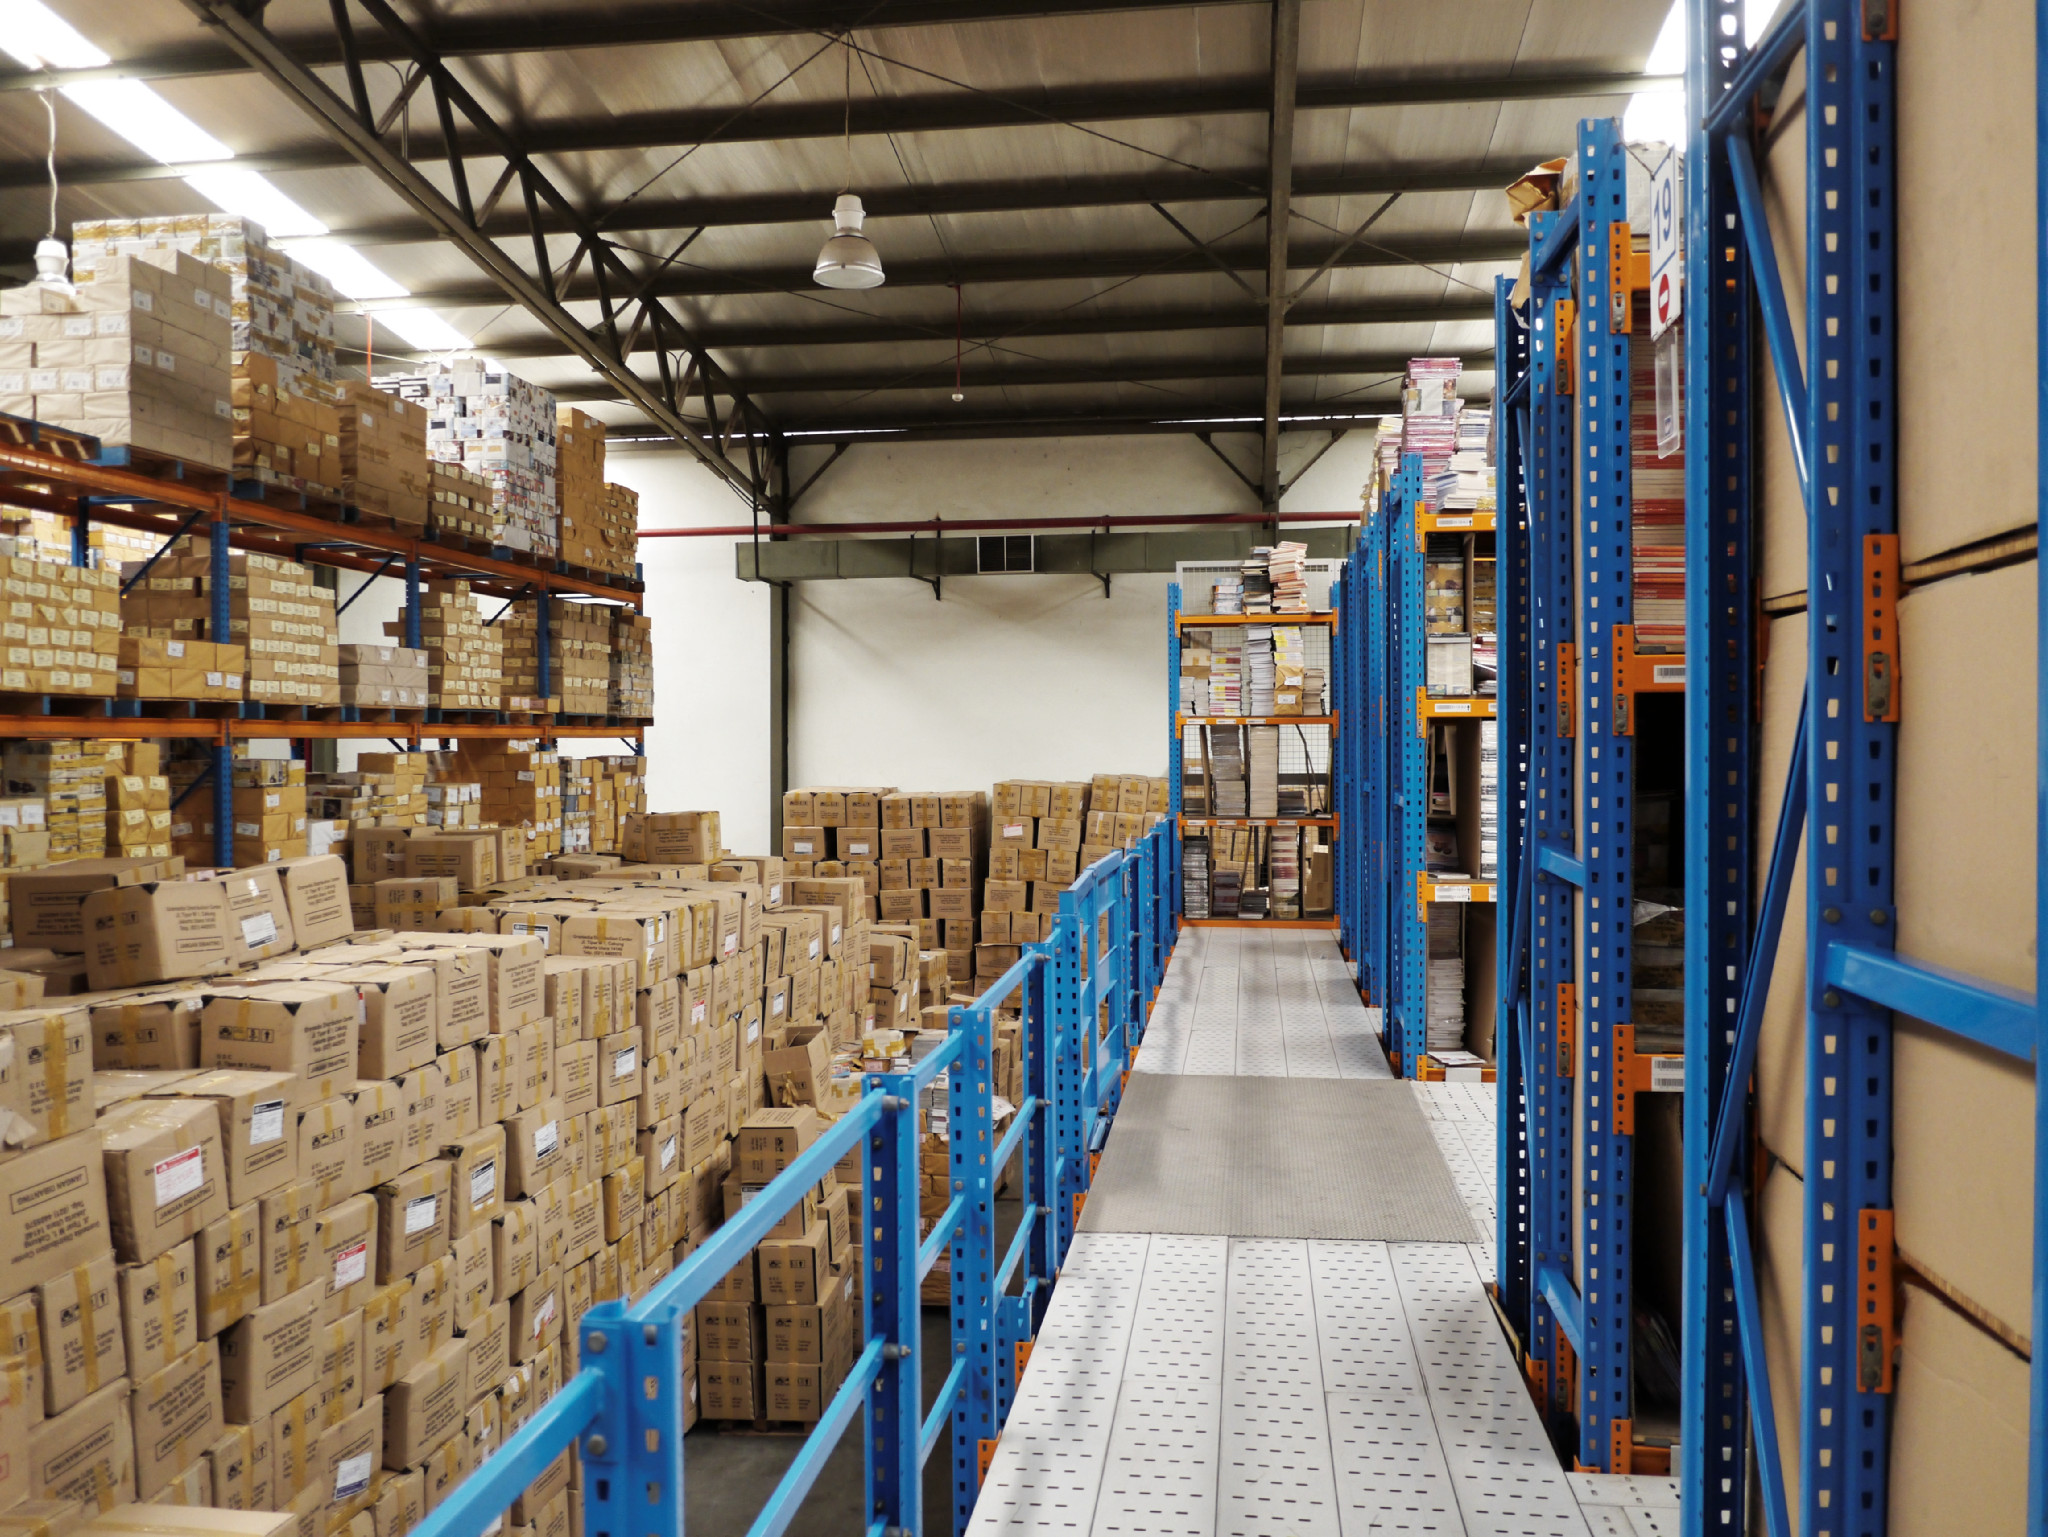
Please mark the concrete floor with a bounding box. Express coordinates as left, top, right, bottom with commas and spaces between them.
686, 1197, 1023, 1536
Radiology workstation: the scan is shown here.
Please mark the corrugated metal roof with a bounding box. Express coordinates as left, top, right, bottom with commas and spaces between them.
0, 0, 1668, 446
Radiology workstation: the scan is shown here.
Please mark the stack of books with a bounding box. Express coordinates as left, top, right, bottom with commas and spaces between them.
1237, 554, 1274, 614
1270, 824, 1300, 917
1430, 407, 1497, 511
1402, 358, 1463, 509
1245, 625, 1276, 714
1426, 904, 1466, 1051
1267, 541, 1310, 611
1212, 575, 1245, 614
1211, 727, 1248, 818
1212, 867, 1243, 917
1478, 719, 1500, 880
1631, 304, 1686, 649
1182, 837, 1212, 917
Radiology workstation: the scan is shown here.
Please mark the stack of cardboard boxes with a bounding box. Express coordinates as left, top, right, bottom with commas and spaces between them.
500, 600, 609, 717
394, 361, 559, 558
336, 645, 429, 712
229, 354, 341, 498
104, 744, 173, 862
169, 757, 310, 872
335, 385, 430, 528
0, 251, 235, 471
4, 739, 119, 862
425, 462, 500, 544
388, 583, 500, 714
118, 541, 338, 708
71, 214, 339, 398
553, 412, 637, 580
116, 637, 247, 704
456, 746, 565, 862
608, 612, 652, 720
0, 554, 123, 696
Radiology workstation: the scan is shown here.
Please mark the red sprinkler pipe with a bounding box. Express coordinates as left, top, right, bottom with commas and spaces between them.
640, 510, 1363, 539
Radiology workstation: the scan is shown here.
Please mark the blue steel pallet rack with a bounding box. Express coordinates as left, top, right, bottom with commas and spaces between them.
1494, 115, 1689, 1471
1352, 450, 1501, 1080
1669, 0, 2048, 1533
0, 436, 647, 867
400, 822, 1175, 1537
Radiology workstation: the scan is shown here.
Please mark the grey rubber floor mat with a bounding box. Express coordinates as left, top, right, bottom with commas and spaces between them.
1077, 1073, 1479, 1241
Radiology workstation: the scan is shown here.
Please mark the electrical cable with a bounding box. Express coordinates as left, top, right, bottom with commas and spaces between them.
39, 89, 58, 241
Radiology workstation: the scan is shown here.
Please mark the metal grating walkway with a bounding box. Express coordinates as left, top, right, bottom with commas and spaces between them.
971, 929, 1679, 1537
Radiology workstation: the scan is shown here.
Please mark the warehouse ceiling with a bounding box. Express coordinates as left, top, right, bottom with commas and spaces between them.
0, 0, 1672, 504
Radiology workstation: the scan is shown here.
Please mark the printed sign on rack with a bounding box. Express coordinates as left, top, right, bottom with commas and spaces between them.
1648, 149, 1683, 339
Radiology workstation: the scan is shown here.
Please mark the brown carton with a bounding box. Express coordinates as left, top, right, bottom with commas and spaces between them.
502, 1099, 566, 1200
0, 1004, 93, 1151
316, 1312, 362, 1428
194, 1202, 261, 1340
758, 1221, 831, 1307
80, 883, 231, 993
443, 1125, 505, 1238
332, 967, 437, 1080
735, 1107, 820, 1184
10, 858, 166, 950
116, 1242, 197, 1383
508, 1270, 559, 1364
215, 868, 296, 968
293, 1099, 358, 1213
275, 856, 352, 950
128, 1340, 221, 1499
87, 991, 205, 1073
374, 1161, 450, 1283
217, 1279, 322, 1422
380, 1336, 467, 1469
204, 1423, 257, 1509
315, 1391, 381, 1517
157, 1070, 304, 1207
38, 1252, 125, 1415
99, 1096, 230, 1264
313, 1196, 377, 1322
201, 984, 358, 1099
29, 1377, 135, 1509
258, 1181, 319, 1305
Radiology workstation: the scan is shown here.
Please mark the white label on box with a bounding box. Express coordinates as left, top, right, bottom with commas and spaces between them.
153, 1145, 204, 1206
215, 296, 231, 319
768, 883, 783, 903
1003, 823, 1026, 838
661, 1135, 678, 1170
133, 290, 152, 312
808, 939, 820, 960
745, 1020, 760, 1046
156, 350, 176, 372
771, 995, 785, 1016
205, 671, 223, 687
470, 1157, 497, 1208
612, 1046, 637, 1080
165, 639, 186, 658
333, 1239, 369, 1290
1651, 1056, 1686, 1093
1652, 663, 1686, 686
194, 284, 212, 307
1435, 884, 1472, 903
62, 315, 91, 337
533, 1291, 556, 1337
847, 840, 870, 856
405, 1194, 439, 1234
333, 1452, 372, 1502
534, 1120, 558, 1157
723, 933, 738, 956
241, 912, 278, 949
793, 840, 813, 854
250, 1099, 286, 1146
691, 1001, 707, 1025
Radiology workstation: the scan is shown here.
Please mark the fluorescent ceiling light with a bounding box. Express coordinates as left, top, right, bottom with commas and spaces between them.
63, 79, 232, 163
364, 306, 472, 353
1625, 0, 1795, 144
0, 2, 110, 69
284, 238, 407, 299
182, 167, 327, 237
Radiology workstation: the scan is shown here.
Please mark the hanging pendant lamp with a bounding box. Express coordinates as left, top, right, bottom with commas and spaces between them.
814, 35, 884, 290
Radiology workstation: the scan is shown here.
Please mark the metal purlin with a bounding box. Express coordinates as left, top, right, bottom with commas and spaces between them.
1388, 455, 1428, 1074
1493, 270, 1536, 1340
1680, 0, 1756, 1529
1524, 202, 1578, 1437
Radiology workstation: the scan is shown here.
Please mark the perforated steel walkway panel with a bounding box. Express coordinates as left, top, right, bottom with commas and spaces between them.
971, 928, 1675, 1537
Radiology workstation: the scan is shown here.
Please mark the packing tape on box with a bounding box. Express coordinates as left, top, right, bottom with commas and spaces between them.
41, 1015, 76, 1138
224, 1206, 259, 1318
156, 1247, 179, 1355
73, 1262, 101, 1393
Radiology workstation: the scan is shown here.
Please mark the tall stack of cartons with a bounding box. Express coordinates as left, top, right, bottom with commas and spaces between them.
501, 599, 609, 716
229, 352, 341, 496
610, 612, 653, 719
554, 406, 636, 578
105, 742, 172, 862
71, 213, 339, 396
170, 755, 308, 870
118, 541, 338, 707
456, 743, 564, 860
0, 554, 122, 696
388, 581, 500, 712
427, 460, 500, 543
337, 643, 429, 711
335, 383, 430, 526
0, 252, 235, 470
392, 360, 559, 557
981, 780, 1086, 986
4, 738, 118, 861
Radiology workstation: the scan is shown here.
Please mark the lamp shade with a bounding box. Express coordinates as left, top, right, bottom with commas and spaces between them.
814, 193, 884, 290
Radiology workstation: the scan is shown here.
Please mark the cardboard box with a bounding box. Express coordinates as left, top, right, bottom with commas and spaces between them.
403, 1256, 452, 1361
381, 1336, 467, 1469
502, 1099, 566, 1201
293, 1098, 358, 1212
129, 1340, 221, 1499
215, 867, 295, 968
39, 1252, 125, 1414
29, 1377, 135, 1510
116, 1242, 197, 1383
80, 882, 231, 992
508, 1270, 559, 1364
374, 1161, 449, 1283
269, 1387, 322, 1503
275, 857, 352, 951
217, 1279, 322, 1422
87, 991, 204, 1073
758, 1222, 831, 1307
457, 1300, 507, 1396
316, 1310, 362, 1429
760, 1027, 830, 1108
201, 984, 358, 1098
734, 1108, 820, 1184
82, 1509, 295, 1537
158, 1070, 303, 1207
313, 1196, 377, 1322
315, 1392, 381, 1517
442, 1125, 504, 1238
203, 1423, 258, 1510
258, 1182, 319, 1305
0, 1004, 93, 1151
348, 1081, 404, 1193
333, 966, 437, 1080
696, 1360, 759, 1421
99, 1096, 231, 1264
195, 1202, 260, 1340
9, 858, 165, 950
